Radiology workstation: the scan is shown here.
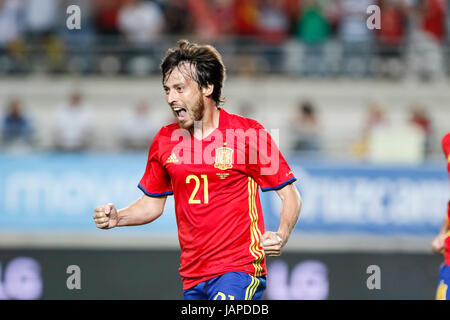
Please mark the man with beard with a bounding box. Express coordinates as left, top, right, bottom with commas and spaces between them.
93, 40, 302, 300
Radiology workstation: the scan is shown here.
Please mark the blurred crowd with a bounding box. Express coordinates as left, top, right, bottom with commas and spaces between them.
0, 0, 448, 78
1, 92, 160, 152
0, 0, 446, 162
0, 91, 436, 164
349, 101, 434, 162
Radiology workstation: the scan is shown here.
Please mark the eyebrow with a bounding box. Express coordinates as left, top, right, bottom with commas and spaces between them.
163, 83, 184, 89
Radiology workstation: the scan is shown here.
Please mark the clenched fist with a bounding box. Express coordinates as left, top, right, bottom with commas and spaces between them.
432, 233, 447, 255
260, 231, 285, 257
93, 203, 118, 229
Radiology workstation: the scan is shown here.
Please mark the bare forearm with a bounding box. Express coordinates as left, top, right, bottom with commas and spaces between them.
439, 216, 450, 234
277, 190, 302, 242
117, 196, 164, 227
261, 185, 301, 256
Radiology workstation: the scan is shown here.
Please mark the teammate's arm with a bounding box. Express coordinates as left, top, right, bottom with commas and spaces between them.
432, 214, 449, 255
93, 195, 167, 229
261, 183, 302, 256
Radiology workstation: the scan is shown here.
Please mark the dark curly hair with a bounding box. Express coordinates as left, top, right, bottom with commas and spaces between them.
161, 40, 226, 106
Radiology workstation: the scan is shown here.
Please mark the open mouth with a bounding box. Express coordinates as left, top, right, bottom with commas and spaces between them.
173, 106, 187, 120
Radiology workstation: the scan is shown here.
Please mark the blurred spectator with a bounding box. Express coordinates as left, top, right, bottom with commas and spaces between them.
232, 0, 260, 36
409, 105, 432, 154
297, 0, 331, 76
92, 0, 124, 36
0, 0, 448, 79
337, 0, 375, 77
258, 0, 290, 73
1, 98, 34, 147
283, 0, 302, 35
24, 0, 58, 35
363, 104, 427, 164
297, 0, 330, 44
0, 0, 24, 48
61, 0, 96, 75
362, 103, 388, 137
406, 0, 446, 81
118, 0, 164, 45
290, 100, 321, 152
374, 0, 407, 79
23, 0, 64, 72
258, 0, 289, 43
351, 102, 388, 158
213, 0, 235, 36
421, 0, 446, 43
230, 0, 261, 74
52, 92, 94, 151
118, 0, 164, 74
163, 0, 195, 35
376, 0, 407, 47
420, 0, 446, 80
117, 100, 157, 151
409, 106, 432, 135
0, 0, 26, 73
185, 0, 226, 42
337, 0, 374, 43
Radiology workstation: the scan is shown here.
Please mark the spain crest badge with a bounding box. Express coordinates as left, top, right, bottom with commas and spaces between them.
214, 147, 233, 170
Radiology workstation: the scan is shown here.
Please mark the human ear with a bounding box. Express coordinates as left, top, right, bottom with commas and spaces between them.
201, 83, 214, 97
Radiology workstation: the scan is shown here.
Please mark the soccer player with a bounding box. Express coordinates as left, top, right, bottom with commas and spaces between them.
431, 132, 450, 300
93, 40, 302, 300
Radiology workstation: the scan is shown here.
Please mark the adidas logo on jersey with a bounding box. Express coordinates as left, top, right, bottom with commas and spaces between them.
166, 153, 179, 164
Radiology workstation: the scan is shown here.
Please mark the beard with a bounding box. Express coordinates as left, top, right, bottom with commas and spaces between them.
177, 95, 205, 131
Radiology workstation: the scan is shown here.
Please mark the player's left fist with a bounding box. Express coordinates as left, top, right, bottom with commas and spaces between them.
432, 233, 447, 255
261, 231, 285, 257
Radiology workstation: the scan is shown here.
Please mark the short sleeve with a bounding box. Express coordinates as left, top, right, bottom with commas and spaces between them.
442, 133, 450, 173
245, 121, 296, 192
447, 201, 450, 222
138, 130, 173, 197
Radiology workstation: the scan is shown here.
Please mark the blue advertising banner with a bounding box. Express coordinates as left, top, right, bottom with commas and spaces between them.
0, 152, 177, 233
264, 161, 449, 234
1, 153, 448, 235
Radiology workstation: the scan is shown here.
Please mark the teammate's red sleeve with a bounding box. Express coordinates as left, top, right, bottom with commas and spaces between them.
442, 133, 450, 173
443, 133, 450, 221
138, 130, 173, 197
245, 121, 296, 191
447, 201, 450, 222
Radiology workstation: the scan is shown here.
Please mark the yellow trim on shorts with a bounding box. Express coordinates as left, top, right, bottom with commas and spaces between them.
436, 280, 448, 300
245, 275, 260, 300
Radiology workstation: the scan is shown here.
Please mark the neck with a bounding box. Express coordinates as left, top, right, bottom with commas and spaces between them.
193, 103, 220, 140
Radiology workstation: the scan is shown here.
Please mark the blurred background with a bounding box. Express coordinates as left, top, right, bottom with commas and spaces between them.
0, 0, 449, 300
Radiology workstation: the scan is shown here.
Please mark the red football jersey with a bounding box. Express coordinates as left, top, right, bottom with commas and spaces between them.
139, 108, 296, 289
443, 133, 450, 174
442, 133, 450, 265
446, 202, 450, 265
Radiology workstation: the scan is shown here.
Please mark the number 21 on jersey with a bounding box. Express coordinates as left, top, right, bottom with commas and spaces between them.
186, 174, 209, 204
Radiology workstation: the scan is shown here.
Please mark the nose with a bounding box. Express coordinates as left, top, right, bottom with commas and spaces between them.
166, 88, 178, 106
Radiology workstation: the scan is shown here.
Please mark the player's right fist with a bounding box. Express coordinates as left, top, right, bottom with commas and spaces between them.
93, 203, 118, 229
